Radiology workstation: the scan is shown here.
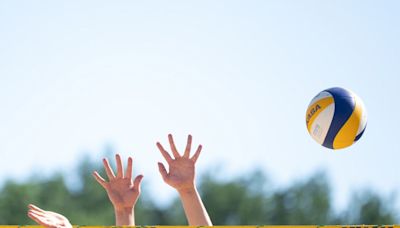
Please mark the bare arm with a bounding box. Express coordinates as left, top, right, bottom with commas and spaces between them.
157, 134, 212, 226
93, 154, 143, 226
177, 186, 212, 226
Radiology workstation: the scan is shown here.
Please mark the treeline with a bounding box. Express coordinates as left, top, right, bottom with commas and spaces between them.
0, 155, 397, 225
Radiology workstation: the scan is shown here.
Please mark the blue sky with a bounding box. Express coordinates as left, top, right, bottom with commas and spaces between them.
1, 0, 399, 212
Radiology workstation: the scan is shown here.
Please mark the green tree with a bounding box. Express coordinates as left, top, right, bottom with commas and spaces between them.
0, 155, 398, 225
269, 172, 333, 224
196, 170, 271, 225
342, 190, 396, 224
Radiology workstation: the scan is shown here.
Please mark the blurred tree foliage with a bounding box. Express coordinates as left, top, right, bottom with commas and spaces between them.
0, 156, 397, 225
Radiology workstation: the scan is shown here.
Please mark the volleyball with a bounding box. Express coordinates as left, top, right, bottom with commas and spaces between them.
306, 87, 367, 149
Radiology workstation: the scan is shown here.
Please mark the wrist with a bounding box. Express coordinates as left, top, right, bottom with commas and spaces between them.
114, 206, 134, 215
177, 185, 197, 195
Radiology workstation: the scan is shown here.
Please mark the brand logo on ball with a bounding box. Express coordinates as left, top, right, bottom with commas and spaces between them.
306, 104, 321, 125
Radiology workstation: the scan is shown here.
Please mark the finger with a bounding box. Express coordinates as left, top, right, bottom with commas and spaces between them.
28, 208, 46, 217
168, 134, 181, 158
28, 204, 45, 213
28, 212, 43, 225
126, 157, 133, 179
156, 142, 173, 163
103, 158, 116, 180
92, 171, 108, 188
28, 215, 54, 228
191, 144, 202, 163
28, 209, 45, 217
115, 154, 124, 178
28, 210, 48, 225
133, 174, 144, 192
183, 134, 192, 158
28, 212, 44, 225
157, 162, 168, 182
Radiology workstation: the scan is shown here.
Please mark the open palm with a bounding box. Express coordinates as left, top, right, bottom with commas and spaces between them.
27, 204, 72, 228
157, 134, 202, 191
93, 154, 143, 210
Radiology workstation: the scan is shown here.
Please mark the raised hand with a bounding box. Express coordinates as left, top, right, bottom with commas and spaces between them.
27, 204, 72, 228
156, 134, 202, 191
156, 134, 212, 226
93, 154, 143, 226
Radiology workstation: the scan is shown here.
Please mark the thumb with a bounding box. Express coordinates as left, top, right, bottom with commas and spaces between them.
133, 174, 144, 192
158, 162, 168, 182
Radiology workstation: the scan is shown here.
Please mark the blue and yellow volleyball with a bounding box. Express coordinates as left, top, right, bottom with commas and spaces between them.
306, 87, 367, 149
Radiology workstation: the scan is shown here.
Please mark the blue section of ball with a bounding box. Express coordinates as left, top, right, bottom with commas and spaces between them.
322, 87, 356, 149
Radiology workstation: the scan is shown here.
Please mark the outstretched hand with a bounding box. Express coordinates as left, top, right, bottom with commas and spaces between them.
157, 134, 212, 226
157, 134, 202, 192
27, 204, 72, 228
93, 154, 144, 211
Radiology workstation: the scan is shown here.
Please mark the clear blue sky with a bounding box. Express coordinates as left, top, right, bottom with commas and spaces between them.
1, 0, 399, 211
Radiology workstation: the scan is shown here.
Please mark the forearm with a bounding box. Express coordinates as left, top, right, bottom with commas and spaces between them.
114, 207, 135, 226
178, 187, 212, 226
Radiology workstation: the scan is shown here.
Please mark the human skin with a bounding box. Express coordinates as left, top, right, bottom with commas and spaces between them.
27, 204, 73, 228
157, 134, 212, 226
93, 154, 143, 226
